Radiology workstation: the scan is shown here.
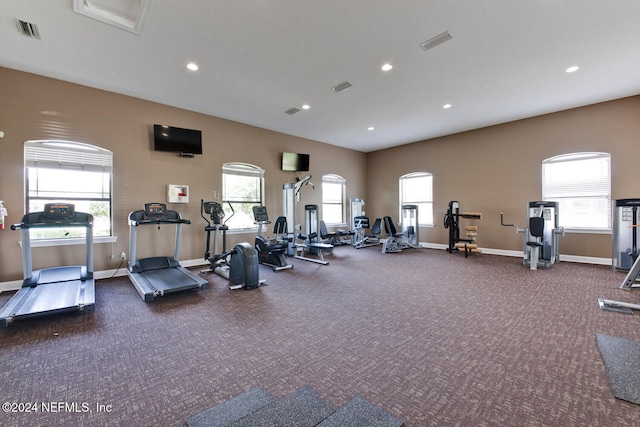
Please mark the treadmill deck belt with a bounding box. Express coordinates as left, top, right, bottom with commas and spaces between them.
0, 279, 95, 327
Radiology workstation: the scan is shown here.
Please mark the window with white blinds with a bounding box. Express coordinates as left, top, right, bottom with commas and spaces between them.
399, 172, 433, 226
24, 140, 113, 238
542, 152, 611, 231
322, 174, 345, 225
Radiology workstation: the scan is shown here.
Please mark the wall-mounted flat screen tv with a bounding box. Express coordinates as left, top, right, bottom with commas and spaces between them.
281, 152, 310, 172
153, 124, 203, 154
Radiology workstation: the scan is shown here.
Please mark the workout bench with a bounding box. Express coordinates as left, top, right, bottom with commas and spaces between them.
294, 232, 333, 265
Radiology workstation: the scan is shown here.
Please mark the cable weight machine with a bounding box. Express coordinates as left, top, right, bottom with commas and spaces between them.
500, 201, 564, 270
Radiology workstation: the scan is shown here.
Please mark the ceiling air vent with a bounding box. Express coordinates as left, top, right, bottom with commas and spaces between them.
73, 0, 150, 35
285, 108, 301, 115
420, 30, 453, 51
17, 20, 40, 39
332, 81, 352, 93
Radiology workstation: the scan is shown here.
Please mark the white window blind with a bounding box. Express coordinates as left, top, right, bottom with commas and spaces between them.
322, 174, 345, 224
25, 140, 112, 172
542, 152, 611, 230
399, 172, 433, 226
24, 140, 113, 238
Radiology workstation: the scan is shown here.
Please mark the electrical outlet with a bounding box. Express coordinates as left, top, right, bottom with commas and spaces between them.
120, 252, 126, 261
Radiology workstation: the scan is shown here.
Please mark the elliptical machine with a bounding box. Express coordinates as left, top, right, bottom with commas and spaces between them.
201, 199, 262, 290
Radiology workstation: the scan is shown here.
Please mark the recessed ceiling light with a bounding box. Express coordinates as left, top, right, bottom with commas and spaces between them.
368, 127, 375, 131
443, 103, 452, 109
381, 63, 393, 71
302, 104, 310, 110
187, 62, 199, 71
566, 66, 579, 73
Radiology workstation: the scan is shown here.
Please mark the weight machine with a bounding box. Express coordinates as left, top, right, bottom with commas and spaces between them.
291, 204, 333, 265
318, 220, 353, 246
500, 201, 564, 270
349, 198, 366, 245
444, 201, 482, 256
401, 204, 421, 248
350, 197, 380, 248
612, 198, 640, 271
598, 253, 640, 313
283, 174, 315, 256
352, 216, 382, 249
598, 198, 640, 314
381, 205, 422, 253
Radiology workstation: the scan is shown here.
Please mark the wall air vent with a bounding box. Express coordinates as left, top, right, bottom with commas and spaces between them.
285, 108, 301, 115
17, 20, 41, 39
420, 31, 453, 51
332, 81, 353, 93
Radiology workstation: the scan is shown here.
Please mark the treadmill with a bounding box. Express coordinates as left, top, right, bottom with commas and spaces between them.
127, 202, 208, 301
0, 203, 95, 328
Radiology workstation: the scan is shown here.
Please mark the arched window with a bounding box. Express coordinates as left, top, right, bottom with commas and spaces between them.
542, 152, 611, 231
222, 162, 265, 230
322, 174, 346, 225
24, 140, 113, 240
399, 172, 433, 226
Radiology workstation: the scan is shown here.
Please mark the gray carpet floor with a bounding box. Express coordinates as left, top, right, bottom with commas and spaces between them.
1, 246, 640, 426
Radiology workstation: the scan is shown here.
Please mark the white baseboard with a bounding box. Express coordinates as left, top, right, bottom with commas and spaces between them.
0, 250, 612, 294
0, 279, 23, 294
420, 242, 611, 265
0, 258, 211, 294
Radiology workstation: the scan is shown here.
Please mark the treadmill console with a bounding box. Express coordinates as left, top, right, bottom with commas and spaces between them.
144, 203, 168, 218
42, 203, 75, 219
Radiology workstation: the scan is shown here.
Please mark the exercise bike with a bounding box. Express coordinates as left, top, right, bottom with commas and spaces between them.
201, 199, 262, 290
253, 206, 293, 272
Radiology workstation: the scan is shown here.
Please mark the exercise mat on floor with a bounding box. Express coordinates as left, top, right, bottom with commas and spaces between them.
596, 333, 640, 404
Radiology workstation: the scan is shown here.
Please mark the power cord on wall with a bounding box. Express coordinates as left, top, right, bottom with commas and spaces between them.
108, 255, 126, 279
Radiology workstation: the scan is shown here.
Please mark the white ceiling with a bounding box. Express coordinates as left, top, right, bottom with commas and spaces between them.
1, 1, 639, 153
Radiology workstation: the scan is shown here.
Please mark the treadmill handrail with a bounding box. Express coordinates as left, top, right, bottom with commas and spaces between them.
12, 220, 94, 229
11, 210, 94, 229
11, 208, 94, 285
129, 218, 191, 226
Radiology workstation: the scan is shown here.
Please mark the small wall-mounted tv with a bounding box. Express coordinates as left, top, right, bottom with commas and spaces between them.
153, 124, 203, 155
281, 152, 310, 172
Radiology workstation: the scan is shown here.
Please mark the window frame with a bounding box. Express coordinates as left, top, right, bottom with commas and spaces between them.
321, 174, 346, 226
399, 172, 434, 227
24, 140, 114, 243
222, 162, 265, 232
541, 152, 611, 233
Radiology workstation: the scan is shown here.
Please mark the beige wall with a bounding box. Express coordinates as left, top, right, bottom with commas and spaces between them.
366, 95, 640, 258
1, 66, 639, 284
0, 67, 367, 282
